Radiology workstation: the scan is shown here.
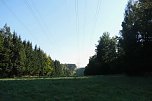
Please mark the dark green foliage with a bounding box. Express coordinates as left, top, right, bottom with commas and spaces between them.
84, 33, 121, 75
0, 24, 74, 77
53, 60, 62, 76
120, 0, 152, 75
85, 0, 152, 76
52, 61, 76, 77
96, 33, 117, 63
61, 64, 76, 76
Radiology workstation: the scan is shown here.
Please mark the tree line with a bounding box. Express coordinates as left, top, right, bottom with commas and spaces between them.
84, 0, 152, 76
0, 24, 76, 77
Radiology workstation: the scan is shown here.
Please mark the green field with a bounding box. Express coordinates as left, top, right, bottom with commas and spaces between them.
0, 76, 152, 101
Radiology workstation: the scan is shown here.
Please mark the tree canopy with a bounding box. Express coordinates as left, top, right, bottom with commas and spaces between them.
85, 0, 152, 76
120, 0, 152, 74
0, 24, 76, 77
84, 32, 120, 75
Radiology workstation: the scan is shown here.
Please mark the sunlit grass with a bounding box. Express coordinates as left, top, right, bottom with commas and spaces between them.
0, 76, 90, 81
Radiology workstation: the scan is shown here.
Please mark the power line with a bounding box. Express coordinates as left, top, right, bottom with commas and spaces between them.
30, 0, 51, 34
24, 0, 55, 46
90, 0, 102, 46
24, 0, 45, 33
75, 0, 80, 67
0, 0, 34, 38
75, 0, 79, 36
82, 0, 87, 51
93, 0, 102, 35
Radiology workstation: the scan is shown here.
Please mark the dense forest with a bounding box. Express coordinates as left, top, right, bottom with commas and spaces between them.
1, 0, 152, 77
0, 24, 76, 77
84, 0, 152, 76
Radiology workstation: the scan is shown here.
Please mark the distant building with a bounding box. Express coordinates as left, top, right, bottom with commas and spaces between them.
66, 64, 77, 70
76, 68, 85, 76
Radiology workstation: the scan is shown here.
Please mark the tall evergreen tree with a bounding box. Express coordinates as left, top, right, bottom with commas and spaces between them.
0, 24, 57, 77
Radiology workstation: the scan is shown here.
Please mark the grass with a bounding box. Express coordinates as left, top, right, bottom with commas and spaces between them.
0, 75, 152, 101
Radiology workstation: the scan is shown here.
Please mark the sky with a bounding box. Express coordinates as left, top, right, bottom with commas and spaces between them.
0, 0, 128, 68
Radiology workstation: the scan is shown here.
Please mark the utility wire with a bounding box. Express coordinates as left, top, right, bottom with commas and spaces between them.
82, 0, 87, 51
90, 0, 102, 45
30, 0, 51, 35
93, 0, 102, 34
24, 0, 54, 44
0, 0, 34, 38
75, 0, 79, 36
24, 0, 45, 33
75, 0, 80, 67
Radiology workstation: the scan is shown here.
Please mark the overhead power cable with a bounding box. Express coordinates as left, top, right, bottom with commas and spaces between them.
24, 0, 54, 45
75, 0, 79, 36
30, 0, 50, 32
93, 0, 102, 35
90, 0, 102, 46
0, 0, 34, 38
82, 0, 87, 51
24, 0, 45, 33
75, 0, 80, 68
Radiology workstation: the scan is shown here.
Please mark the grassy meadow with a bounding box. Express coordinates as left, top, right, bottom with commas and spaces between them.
0, 75, 152, 101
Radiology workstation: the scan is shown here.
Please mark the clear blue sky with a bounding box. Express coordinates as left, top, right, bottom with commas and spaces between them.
0, 0, 128, 67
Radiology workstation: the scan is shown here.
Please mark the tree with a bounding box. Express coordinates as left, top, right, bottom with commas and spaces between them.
0, 31, 4, 77
0, 32, 3, 50
53, 60, 62, 76
96, 32, 117, 64
23, 40, 34, 75
84, 55, 99, 75
120, 0, 152, 74
84, 32, 118, 75
0, 24, 56, 77
1, 25, 13, 77
43, 56, 54, 76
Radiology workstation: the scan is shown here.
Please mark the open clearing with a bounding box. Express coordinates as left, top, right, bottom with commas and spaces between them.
0, 76, 152, 101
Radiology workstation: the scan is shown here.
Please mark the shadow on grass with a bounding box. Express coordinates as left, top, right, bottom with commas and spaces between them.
0, 75, 152, 101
